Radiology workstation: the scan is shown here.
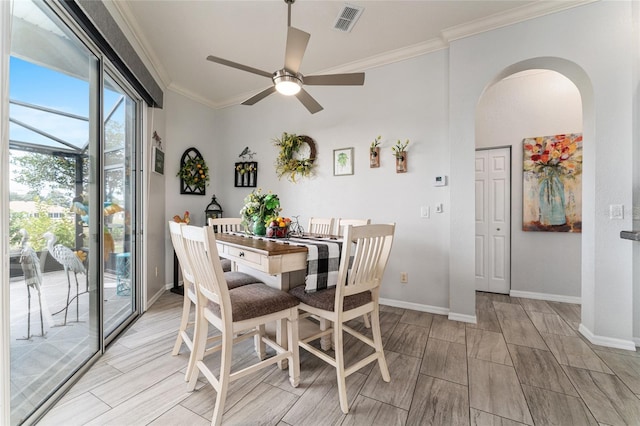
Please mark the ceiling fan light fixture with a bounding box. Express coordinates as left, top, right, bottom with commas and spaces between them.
273, 70, 302, 96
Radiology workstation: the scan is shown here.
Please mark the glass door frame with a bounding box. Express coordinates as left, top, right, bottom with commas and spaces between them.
1, 1, 145, 423
101, 62, 143, 346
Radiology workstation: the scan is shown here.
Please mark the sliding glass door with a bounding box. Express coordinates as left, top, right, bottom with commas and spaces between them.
103, 71, 139, 339
7, 1, 142, 423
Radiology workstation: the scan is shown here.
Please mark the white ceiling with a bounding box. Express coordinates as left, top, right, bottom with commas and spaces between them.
107, 0, 591, 110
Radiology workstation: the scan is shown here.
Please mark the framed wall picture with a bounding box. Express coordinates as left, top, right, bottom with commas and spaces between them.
333, 147, 354, 176
153, 146, 165, 175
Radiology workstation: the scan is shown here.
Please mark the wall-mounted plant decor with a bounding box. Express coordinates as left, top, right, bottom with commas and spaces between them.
273, 132, 316, 182
370, 135, 381, 168
392, 139, 409, 173
235, 162, 258, 187
178, 147, 208, 195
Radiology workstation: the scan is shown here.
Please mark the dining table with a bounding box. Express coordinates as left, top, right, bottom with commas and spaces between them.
215, 232, 344, 355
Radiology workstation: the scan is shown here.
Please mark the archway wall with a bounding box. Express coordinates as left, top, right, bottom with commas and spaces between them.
449, 1, 635, 345
476, 70, 583, 299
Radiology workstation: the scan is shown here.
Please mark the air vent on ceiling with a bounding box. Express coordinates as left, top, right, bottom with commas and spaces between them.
333, 4, 364, 33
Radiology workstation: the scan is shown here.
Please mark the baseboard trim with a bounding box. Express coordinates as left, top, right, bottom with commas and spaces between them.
579, 324, 637, 351
379, 298, 449, 316
509, 290, 581, 304
147, 286, 166, 308
634, 337, 640, 347
448, 312, 477, 324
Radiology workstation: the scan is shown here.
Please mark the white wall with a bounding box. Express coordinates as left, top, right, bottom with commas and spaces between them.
163, 90, 220, 285
476, 70, 582, 299
144, 106, 167, 305
167, 50, 453, 310
162, 1, 638, 347
449, 1, 635, 347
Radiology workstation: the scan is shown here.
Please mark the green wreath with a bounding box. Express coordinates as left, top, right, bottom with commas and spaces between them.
273, 132, 316, 182
177, 157, 209, 189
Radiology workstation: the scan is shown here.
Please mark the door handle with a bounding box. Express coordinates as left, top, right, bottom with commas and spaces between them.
496, 228, 501, 231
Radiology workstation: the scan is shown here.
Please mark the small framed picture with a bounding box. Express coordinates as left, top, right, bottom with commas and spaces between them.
153, 146, 165, 175
334, 147, 354, 176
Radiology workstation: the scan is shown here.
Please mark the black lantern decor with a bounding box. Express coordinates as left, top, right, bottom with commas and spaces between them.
205, 195, 223, 222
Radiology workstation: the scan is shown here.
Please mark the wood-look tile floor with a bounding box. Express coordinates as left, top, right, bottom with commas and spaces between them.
39, 291, 640, 425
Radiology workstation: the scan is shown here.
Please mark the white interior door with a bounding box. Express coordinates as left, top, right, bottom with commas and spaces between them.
475, 148, 511, 294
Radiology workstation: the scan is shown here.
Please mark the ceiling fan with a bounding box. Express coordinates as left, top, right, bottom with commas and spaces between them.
206, 0, 365, 114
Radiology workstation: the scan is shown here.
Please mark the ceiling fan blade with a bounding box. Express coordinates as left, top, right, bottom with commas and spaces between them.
241, 86, 277, 105
304, 73, 365, 86
284, 27, 310, 74
207, 55, 273, 79
295, 88, 323, 114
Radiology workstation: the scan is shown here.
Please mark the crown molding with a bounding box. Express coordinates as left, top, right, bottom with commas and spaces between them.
441, 0, 597, 42
105, 0, 171, 90
167, 82, 219, 110
113, 0, 596, 110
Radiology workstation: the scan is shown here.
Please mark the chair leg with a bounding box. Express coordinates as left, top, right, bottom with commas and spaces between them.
370, 307, 390, 382
187, 305, 207, 387
255, 324, 266, 360
211, 331, 234, 426
334, 322, 349, 414
362, 313, 371, 328
287, 311, 300, 388
173, 290, 192, 356
276, 318, 288, 370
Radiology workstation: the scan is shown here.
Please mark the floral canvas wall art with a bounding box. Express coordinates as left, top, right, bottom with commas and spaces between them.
522, 133, 582, 232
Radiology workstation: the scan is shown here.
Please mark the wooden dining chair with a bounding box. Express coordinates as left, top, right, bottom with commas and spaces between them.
207, 217, 243, 233
308, 217, 335, 235
290, 223, 395, 414
208, 217, 243, 271
181, 225, 300, 426
335, 218, 371, 236
168, 221, 261, 381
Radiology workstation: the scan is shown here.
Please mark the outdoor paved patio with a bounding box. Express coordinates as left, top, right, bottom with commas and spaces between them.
9, 268, 132, 425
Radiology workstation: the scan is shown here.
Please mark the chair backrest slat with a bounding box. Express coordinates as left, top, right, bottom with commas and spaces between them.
180, 225, 231, 319
208, 217, 243, 233
339, 224, 394, 298
168, 221, 195, 287
308, 217, 335, 235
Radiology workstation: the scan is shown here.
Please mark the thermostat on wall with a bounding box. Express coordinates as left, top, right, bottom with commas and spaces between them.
433, 175, 447, 187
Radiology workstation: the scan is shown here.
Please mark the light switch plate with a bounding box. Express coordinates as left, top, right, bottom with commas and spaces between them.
610, 204, 624, 220
420, 206, 430, 218
435, 203, 443, 213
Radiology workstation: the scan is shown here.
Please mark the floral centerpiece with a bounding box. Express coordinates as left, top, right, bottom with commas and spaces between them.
239, 188, 282, 235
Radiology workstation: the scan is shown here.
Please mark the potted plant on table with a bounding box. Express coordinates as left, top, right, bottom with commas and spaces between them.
239, 188, 282, 236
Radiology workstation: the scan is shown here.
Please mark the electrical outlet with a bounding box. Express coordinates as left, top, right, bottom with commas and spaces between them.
400, 272, 408, 283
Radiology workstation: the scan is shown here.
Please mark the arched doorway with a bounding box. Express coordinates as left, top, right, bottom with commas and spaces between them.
475, 69, 583, 300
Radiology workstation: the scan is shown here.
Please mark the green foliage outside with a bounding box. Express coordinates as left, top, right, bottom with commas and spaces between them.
9, 200, 75, 252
